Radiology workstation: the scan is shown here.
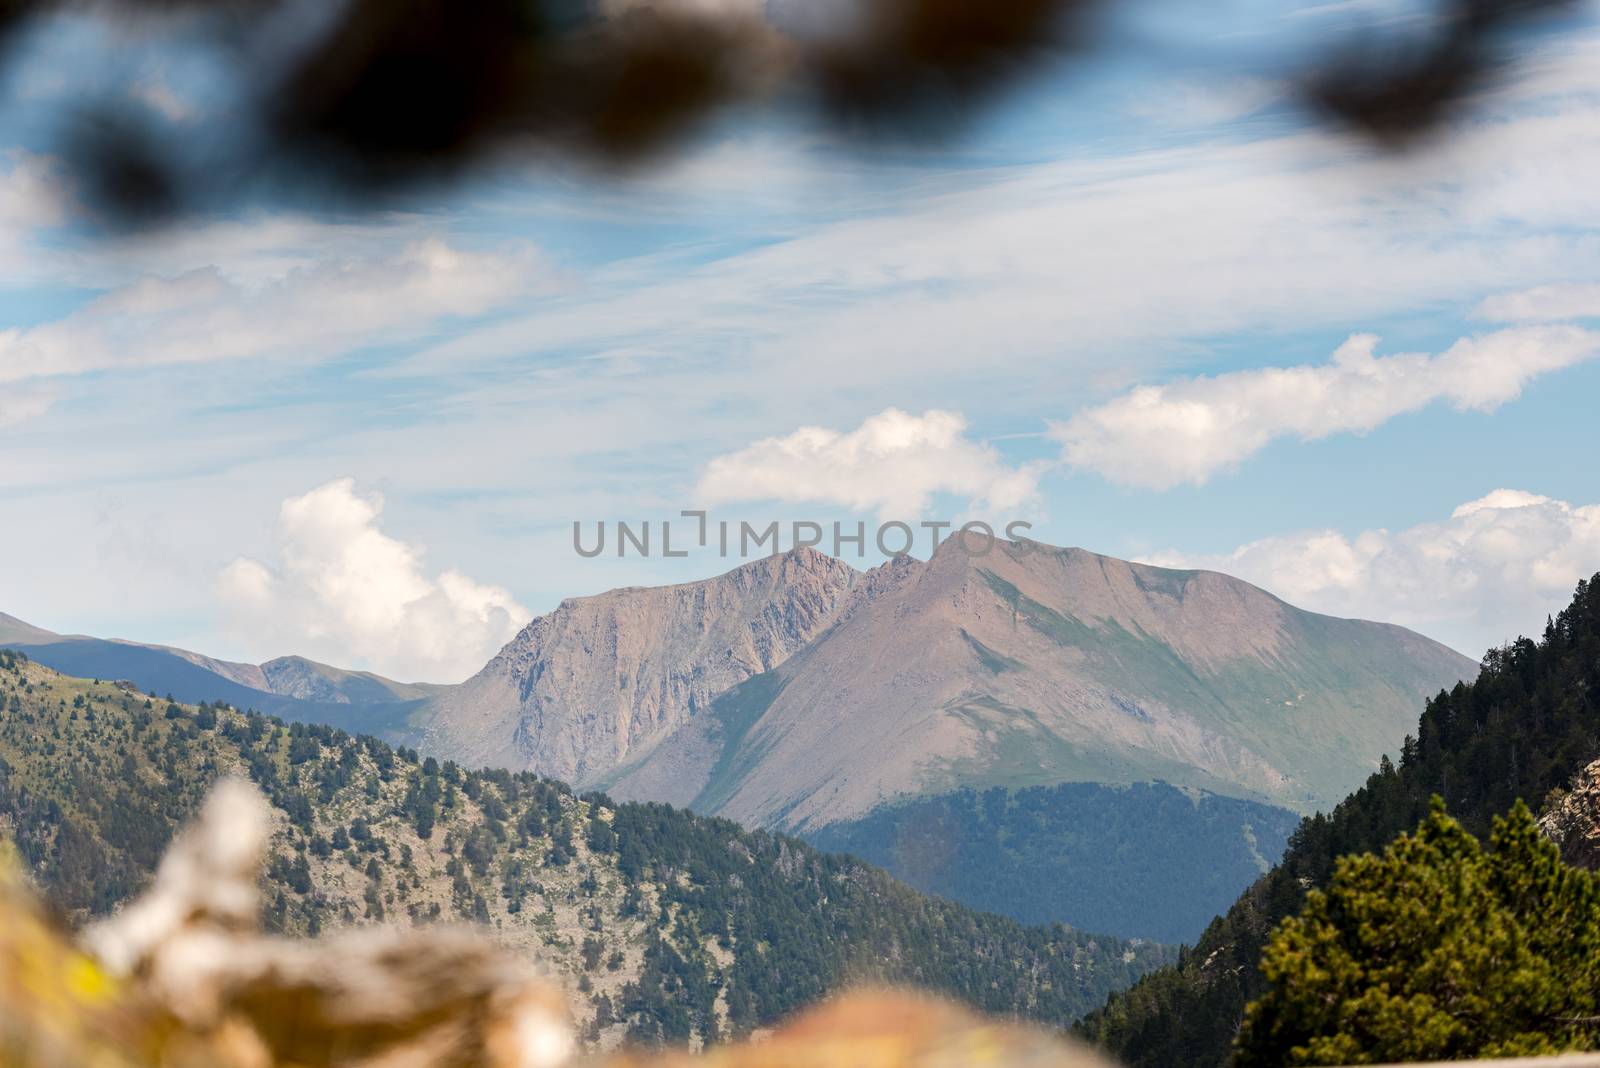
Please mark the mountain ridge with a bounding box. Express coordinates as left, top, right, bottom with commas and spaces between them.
0, 617, 432, 732
590, 539, 1476, 827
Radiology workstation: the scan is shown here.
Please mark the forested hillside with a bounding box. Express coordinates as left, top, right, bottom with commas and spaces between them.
1076, 574, 1600, 1067
808, 782, 1300, 943
0, 651, 1170, 1050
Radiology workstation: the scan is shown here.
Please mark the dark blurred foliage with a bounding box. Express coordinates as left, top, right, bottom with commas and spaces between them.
1306, 0, 1578, 143
0, 0, 1580, 224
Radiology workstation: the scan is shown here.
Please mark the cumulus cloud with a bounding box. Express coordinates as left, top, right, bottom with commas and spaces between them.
1475, 283, 1600, 324
695, 407, 1044, 517
0, 239, 535, 384
218, 479, 531, 683
1053, 326, 1600, 489
1146, 489, 1600, 658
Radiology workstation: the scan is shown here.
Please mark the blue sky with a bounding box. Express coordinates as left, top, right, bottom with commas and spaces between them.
2, 0, 1599, 681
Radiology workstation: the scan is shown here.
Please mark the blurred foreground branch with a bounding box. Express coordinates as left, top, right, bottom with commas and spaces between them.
0, 0, 1577, 224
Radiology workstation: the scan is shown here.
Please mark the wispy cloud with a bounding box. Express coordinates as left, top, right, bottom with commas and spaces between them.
0, 381, 59, 428
0, 240, 540, 384
1475, 283, 1600, 324
1052, 326, 1600, 489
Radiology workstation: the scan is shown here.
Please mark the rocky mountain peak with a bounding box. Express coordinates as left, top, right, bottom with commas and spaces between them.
415, 548, 860, 785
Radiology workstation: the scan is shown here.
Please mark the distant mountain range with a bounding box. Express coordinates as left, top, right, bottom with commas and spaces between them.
0, 611, 441, 734
0, 537, 1477, 942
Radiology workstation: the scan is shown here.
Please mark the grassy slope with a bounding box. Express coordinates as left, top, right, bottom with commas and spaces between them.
0, 653, 1172, 1051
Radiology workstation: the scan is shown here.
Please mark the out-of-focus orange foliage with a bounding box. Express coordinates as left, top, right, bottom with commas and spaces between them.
604, 989, 1118, 1068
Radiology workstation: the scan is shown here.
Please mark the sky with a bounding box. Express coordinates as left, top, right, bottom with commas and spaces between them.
2, 0, 1599, 681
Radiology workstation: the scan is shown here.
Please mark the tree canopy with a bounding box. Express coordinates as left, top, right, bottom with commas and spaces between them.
1236, 799, 1600, 1066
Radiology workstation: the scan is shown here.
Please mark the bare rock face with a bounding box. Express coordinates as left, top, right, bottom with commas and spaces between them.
1539, 758, 1600, 870
416, 548, 859, 786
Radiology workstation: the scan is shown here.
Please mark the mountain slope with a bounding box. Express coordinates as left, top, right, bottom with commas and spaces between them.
0, 611, 58, 645
809, 781, 1302, 944
600, 540, 1476, 829
1075, 572, 1600, 1068
414, 548, 859, 786
0, 651, 1169, 1049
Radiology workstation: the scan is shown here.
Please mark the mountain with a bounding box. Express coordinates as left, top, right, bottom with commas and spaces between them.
0, 651, 1170, 1049
412, 548, 859, 784
589, 540, 1476, 826
1075, 572, 1600, 1068
404, 539, 1474, 944
0, 613, 433, 734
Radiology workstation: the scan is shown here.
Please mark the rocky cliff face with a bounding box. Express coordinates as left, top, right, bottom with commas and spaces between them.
1539, 757, 1600, 869
415, 548, 859, 786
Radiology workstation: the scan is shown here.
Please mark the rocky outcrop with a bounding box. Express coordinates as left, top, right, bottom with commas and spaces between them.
1539, 758, 1600, 870
416, 548, 859, 786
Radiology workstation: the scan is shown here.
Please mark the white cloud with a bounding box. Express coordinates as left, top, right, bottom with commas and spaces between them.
0, 239, 537, 384
1147, 489, 1600, 657
696, 408, 1044, 517
217, 479, 531, 682
1052, 326, 1600, 489
0, 382, 59, 428
1475, 283, 1600, 324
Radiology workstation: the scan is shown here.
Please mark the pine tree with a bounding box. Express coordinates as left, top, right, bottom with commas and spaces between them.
1236, 799, 1600, 1066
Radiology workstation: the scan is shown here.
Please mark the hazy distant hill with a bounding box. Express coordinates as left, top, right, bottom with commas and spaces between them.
0, 613, 433, 734
0, 652, 1168, 1049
